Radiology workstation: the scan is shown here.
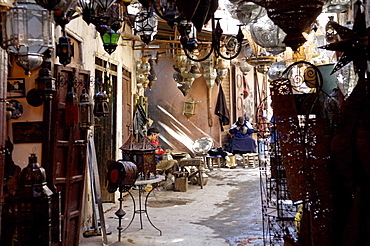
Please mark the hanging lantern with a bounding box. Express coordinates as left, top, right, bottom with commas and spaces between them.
93, 87, 109, 117
250, 14, 286, 56
325, 16, 339, 44
2, 0, 53, 75
215, 58, 229, 82
101, 28, 121, 54
226, 1, 266, 25
78, 88, 94, 130
56, 36, 74, 67
202, 58, 217, 88
134, 10, 158, 44
238, 59, 252, 75
246, 55, 276, 74
65, 86, 79, 127
35, 64, 56, 94
183, 96, 197, 118
325, 0, 352, 13
267, 61, 288, 81
249, 0, 327, 51
35, 0, 61, 11
86, 1, 124, 35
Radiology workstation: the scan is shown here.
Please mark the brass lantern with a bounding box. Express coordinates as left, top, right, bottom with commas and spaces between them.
2, 0, 53, 75
79, 88, 94, 130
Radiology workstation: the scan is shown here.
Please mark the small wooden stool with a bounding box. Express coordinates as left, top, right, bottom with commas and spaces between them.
242, 153, 259, 168
178, 158, 204, 189
205, 155, 222, 169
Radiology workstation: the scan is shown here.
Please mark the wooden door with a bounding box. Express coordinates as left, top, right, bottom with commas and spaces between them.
121, 68, 133, 143
94, 68, 117, 202
48, 65, 90, 246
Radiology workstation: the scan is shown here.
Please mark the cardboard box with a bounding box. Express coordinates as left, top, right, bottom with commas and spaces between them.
174, 177, 188, 192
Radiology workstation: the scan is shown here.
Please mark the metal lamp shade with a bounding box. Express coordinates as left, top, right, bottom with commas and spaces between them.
250, 14, 286, 56
2, 0, 53, 74
35, 0, 61, 11
326, 0, 351, 13
249, 0, 328, 51
227, 1, 266, 25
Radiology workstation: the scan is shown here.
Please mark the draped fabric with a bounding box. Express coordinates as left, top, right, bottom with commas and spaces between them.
214, 84, 230, 131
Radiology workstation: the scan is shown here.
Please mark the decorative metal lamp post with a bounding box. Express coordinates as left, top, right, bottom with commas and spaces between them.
2, 0, 53, 75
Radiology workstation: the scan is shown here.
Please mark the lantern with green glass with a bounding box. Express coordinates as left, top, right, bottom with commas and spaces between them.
101, 28, 120, 55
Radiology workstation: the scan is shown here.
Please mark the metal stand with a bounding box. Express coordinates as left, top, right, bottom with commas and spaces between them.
122, 176, 165, 236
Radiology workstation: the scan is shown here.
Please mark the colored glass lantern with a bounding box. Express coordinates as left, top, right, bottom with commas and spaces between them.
101, 29, 121, 54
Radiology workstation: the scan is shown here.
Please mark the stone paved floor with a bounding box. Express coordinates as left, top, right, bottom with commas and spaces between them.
79, 166, 264, 246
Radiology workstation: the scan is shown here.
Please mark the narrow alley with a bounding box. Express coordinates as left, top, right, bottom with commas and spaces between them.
80, 165, 264, 246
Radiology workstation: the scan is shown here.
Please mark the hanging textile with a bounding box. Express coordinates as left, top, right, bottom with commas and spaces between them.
214, 84, 230, 131
242, 75, 249, 99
